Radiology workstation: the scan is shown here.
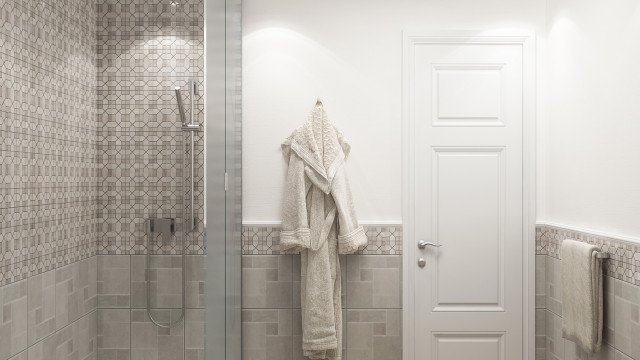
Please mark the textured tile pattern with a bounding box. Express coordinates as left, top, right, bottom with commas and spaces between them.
55, 257, 98, 330
27, 271, 56, 345
242, 225, 403, 255
241, 253, 402, 359
0, 259, 98, 360
346, 309, 402, 360
0, 0, 98, 287
28, 310, 97, 360
131, 309, 185, 360
96, 255, 205, 358
0, 280, 27, 360
96, 0, 205, 256
537, 225, 640, 286
98, 309, 130, 360
538, 226, 640, 360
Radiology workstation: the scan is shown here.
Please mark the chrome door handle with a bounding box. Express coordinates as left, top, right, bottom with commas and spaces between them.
418, 241, 442, 249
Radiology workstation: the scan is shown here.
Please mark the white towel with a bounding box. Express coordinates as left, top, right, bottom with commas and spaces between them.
561, 239, 603, 354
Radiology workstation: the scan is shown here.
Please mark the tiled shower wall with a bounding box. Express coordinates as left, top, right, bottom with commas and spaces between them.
536, 225, 640, 360
241, 225, 403, 360
95, 0, 206, 359
0, 1, 99, 359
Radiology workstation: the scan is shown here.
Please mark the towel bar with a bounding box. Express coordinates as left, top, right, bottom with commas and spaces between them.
595, 252, 609, 259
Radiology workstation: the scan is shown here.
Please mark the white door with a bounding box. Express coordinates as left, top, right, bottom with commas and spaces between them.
404, 35, 533, 360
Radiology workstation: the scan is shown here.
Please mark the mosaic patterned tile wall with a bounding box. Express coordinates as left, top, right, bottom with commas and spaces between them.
0, 0, 98, 285
241, 224, 403, 359
536, 224, 640, 286
536, 224, 640, 360
96, 0, 205, 255
242, 224, 403, 255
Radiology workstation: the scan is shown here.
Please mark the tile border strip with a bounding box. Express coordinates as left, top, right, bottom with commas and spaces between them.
0, 241, 97, 287
242, 224, 403, 255
536, 224, 640, 286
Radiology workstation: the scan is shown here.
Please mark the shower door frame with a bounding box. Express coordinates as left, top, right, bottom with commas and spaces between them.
401, 30, 537, 360
204, 0, 242, 359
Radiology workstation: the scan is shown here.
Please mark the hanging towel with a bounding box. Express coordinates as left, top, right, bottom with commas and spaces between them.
281, 105, 367, 360
561, 239, 603, 354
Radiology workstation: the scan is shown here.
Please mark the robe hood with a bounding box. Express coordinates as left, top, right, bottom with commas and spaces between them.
282, 106, 351, 194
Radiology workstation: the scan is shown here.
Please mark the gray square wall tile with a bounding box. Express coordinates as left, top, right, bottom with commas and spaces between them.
242, 309, 293, 360
131, 255, 184, 309
614, 278, 640, 359
346, 255, 402, 309
131, 309, 185, 360
242, 255, 293, 309
0, 280, 28, 360
186, 256, 205, 308
98, 255, 131, 308
56, 257, 97, 330
536, 254, 546, 309
185, 309, 205, 360
346, 309, 402, 360
28, 311, 97, 360
546, 256, 563, 317
98, 309, 131, 357
27, 270, 56, 345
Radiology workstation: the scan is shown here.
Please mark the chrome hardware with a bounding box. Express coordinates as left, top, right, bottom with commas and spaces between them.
145, 218, 176, 243
595, 252, 609, 259
181, 123, 202, 132
418, 240, 442, 249
418, 258, 426, 268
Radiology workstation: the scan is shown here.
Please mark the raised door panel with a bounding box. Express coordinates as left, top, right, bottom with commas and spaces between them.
431, 147, 505, 312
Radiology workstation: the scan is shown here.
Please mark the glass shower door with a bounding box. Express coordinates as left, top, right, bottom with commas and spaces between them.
204, 0, 242, 359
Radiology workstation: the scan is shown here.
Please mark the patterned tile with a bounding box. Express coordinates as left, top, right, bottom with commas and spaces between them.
131, 308, 185, 360
536, 225, 640, 286
28, 311, 98, 360
346, 309, 402, 360
242, 225, 403, 255
96, 0, 206, 256
346, 255, 402, 309
242, 255, 293, 309
97, 309, 130, 359
0, 279, 28, 360
98, 255, 131, 308
55, 257, 98, 330
0, 0, 98, 287
538, 224, 640, 360
242, 309, 293, 360
27, 270, 56, 345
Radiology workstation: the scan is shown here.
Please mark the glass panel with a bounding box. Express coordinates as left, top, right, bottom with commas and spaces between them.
205, 0, 242, 359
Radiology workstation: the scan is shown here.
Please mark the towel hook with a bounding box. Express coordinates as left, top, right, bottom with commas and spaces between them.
315, 97, 323, 108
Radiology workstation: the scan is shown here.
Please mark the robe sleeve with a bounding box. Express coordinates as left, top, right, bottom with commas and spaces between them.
280, 151, 311, 253
331, 165, 368, 254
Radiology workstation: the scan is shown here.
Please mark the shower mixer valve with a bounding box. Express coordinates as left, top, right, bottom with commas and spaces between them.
145, 218, 176, 243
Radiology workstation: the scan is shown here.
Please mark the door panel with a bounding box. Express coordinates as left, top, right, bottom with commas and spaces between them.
407, 37, 527, 360
432, 147, 504, 312
433, 333, 505, 360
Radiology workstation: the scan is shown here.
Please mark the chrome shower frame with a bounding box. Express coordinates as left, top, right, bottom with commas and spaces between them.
146, 80, 201, 329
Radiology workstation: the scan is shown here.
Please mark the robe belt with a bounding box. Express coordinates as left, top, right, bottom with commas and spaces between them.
310, 206, 337, 251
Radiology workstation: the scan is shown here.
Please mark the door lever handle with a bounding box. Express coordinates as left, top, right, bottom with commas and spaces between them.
418, 241, 442, 249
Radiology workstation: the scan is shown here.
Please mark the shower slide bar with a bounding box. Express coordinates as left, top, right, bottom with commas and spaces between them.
146, 80, 201, 329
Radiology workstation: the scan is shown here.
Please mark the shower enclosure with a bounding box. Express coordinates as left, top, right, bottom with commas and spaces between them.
96, 0, 242, 358
0, 0, 240, 359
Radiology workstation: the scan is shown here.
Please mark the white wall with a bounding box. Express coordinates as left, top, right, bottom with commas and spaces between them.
243, 0, 546, 223
542, 0, 640, 239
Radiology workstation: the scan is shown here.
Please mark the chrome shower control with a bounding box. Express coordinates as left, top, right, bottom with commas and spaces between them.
418, 258, 426, 268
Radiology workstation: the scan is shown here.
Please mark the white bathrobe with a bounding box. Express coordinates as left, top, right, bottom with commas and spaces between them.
281, 106, 367, 359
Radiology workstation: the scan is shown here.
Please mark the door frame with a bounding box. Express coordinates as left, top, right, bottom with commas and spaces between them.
401, 31, 537, 360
